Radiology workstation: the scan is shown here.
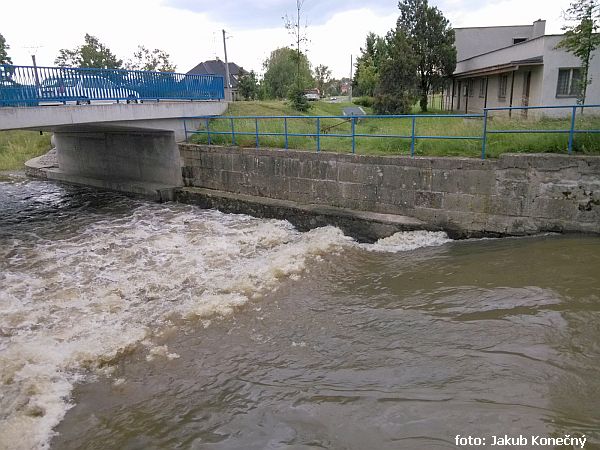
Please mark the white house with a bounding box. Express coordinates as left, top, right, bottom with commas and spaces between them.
445, 20, 600, 116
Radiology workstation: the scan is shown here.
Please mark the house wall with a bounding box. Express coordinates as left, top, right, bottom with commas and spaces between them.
455, 24, 537, 61
452, 35, 600, 116
539, 36, 600, 116
456, 37, 545, 74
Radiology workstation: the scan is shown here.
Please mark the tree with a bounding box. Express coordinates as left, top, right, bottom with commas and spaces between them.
313, 64, 331, 97
397, 0, 456, 112
0, 33, 12, 65
373, 29, 418, 114
55, 34, 122, 69
125, 45, 176, 72
262, 47, 312, 99
238, 70, 259, 100
353, 32, 388, 96
283, 0, 313, 111
284, 0, 309, 91
556, 0, 600, 105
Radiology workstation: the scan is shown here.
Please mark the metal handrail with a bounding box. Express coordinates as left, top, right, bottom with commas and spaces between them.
0, 64, 225, 105
183, 104, 600, 159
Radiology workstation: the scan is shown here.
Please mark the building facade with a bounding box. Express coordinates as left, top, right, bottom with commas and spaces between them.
446, 20, 600, 116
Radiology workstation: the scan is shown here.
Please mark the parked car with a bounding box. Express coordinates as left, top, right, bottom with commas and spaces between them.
0, 79, 38, 106
304, 92, 320, 101
38, 76, 139, 104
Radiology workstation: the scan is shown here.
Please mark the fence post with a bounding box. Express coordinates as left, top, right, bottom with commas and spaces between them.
230, 117, 236, 146
568, 105, 576, 155
183, 119, 188, 143
206, 118, 211, 145
481, 109, 488, 160
255, 117, 259, 148
410, 116, 416, 157
351, 118, 356, 154
284, 117, 288, 149
316, 117, 321, 152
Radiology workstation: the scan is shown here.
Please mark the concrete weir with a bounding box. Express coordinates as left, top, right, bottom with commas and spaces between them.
176, 187, 430, 242
178, 144, 600, 238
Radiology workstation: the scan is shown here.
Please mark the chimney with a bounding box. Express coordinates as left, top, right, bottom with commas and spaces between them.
532, 19, 546, 38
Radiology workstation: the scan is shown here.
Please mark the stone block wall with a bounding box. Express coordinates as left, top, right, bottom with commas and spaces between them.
179, 144, 600, 236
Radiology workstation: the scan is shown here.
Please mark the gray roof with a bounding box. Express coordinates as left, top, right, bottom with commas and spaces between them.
186, 59, 243, 88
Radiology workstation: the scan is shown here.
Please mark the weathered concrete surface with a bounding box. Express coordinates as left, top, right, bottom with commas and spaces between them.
55, 130, 182, 187
0, 101, 227, 142
176, 187, 430, 242
179, 144, 600, 237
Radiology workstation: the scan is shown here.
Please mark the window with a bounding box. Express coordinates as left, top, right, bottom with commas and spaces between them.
556, 68, 581, 97
513, 37, 527, 44
498, 75, 508, 99
467, 79, 474, 97
479, 79, 486, 98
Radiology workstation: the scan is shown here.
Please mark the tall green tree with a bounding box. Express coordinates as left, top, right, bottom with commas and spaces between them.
353, 32, 388, 96
262, 47, 312, 99
284, 0, 312, 111
313, 64, 331, 96
126, 45, 176, 72
0, 33, 12, 65
397, 0, 456, 112
373, 29, 418, 114
556, 0, 600, 105
55, 34, 122, 69
238, 70, 259, 100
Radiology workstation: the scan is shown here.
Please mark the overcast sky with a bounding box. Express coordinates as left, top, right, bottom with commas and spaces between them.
3, 0, 568, 78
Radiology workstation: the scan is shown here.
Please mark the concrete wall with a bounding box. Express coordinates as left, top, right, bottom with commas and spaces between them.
179, 144, 600, 237
55, 129, 183, 188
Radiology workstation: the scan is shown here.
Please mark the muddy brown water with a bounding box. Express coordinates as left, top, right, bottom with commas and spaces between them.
0, 175, 598, 450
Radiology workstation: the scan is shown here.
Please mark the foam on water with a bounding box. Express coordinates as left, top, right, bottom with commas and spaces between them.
0, 186, 452, 450
362, 230, 452, 253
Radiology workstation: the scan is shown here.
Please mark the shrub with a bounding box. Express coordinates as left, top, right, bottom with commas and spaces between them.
373, 93, 413, 115
287, 86, 311, 112
353, 96, 375, 108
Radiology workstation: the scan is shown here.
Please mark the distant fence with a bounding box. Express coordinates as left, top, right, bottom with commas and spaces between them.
0, 64, 224, 106
184, 104, 600, 159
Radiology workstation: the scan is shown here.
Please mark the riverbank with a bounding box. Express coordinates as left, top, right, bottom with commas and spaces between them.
189, 101, 600, 157
0, 130, 52, 171
180, 144, 600, 238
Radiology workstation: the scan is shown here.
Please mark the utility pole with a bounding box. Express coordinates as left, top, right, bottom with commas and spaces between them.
349, 54, 353, 102
222, 29, 231, 101
31, 54, 40, 90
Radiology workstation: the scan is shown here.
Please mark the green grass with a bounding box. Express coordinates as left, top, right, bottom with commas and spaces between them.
0, 131, 52, 171
189, 100, 600, 158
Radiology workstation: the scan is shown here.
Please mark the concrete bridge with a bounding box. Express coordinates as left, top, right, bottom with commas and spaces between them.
0, 64, 227, 198
2, 101, 227, 199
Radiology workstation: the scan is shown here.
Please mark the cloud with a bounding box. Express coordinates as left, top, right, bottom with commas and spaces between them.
162, 0, 396, 29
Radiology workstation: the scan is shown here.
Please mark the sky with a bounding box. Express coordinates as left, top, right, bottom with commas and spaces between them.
2, 0, 569, 79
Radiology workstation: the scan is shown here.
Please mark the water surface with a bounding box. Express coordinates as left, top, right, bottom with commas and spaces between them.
0, 175, 598, 449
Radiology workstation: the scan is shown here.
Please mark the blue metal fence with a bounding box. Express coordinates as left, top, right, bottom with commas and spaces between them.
184, 104, 600, 159
0, 64, 224, 106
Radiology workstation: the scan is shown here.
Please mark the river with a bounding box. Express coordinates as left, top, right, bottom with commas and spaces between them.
0, 174, 598, 450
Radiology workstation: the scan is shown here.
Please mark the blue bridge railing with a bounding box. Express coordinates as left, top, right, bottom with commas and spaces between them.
0, 64, 224, 106
184, 104, 600, 159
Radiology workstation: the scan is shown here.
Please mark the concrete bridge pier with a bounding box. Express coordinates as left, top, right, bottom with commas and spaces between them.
40, 128, 183, 201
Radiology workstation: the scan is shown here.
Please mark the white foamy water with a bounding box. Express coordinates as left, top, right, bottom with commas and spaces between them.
363, 230, 452, 253
0, 184, 452, 450
0, 203, 357, 450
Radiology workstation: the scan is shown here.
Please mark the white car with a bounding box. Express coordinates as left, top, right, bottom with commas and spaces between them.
38, 76, 139, 105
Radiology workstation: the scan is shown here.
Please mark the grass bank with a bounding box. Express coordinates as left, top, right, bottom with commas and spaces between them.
0, 131, 52, 171
189, 100, 600, 158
